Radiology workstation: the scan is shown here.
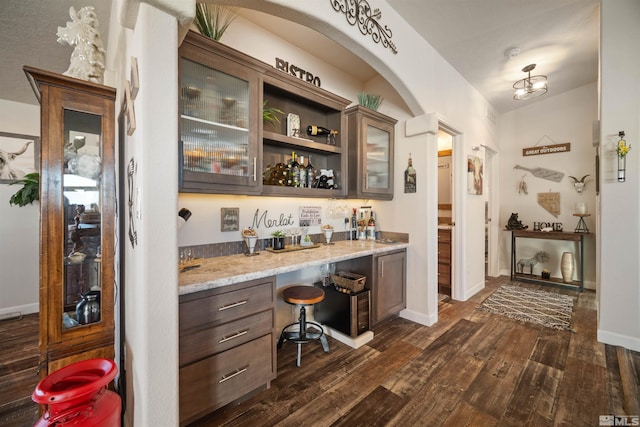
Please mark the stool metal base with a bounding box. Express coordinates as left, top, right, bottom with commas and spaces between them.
277, 306, 329, 367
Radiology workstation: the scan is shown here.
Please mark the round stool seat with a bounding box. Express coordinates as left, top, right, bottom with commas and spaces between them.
283, 286, 325, 305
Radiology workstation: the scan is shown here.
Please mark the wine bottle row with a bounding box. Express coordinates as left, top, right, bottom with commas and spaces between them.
262, 151, 338, 189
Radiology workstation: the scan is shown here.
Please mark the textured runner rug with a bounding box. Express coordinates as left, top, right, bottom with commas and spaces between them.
480, 285, 575, 331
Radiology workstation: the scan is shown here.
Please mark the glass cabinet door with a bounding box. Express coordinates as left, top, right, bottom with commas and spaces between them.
62, 109, 103, 329
365, 124, 391, 191
180, 57, 258, 190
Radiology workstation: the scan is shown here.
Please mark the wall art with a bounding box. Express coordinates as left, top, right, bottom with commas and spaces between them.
537, 192, 560, 218
0, 132, 40, 183
130, 56, 139, 100
125, 80, 136, 136
404, 153, 416, 193
330, 0, 398, 54
514, 164, 563, 182
467, 155, 483, 195
221, 207, 239, 232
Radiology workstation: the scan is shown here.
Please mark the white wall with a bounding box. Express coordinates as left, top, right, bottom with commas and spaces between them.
0, 100, 40, 316
498, 83, 598, 288
598, 0, 640, 351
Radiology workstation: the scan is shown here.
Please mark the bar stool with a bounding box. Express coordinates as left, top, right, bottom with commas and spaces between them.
277, 285, 330, 367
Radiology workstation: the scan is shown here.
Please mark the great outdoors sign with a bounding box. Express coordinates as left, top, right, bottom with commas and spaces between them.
522, 143, 571, 157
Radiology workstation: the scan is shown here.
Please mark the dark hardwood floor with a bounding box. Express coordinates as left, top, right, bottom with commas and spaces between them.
193, 276, 640, 427
2, 277, 639, 426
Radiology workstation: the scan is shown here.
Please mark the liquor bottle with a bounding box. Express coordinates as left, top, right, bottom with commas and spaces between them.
298, 155, 307, 188
290, 151, 300, 187
368, 211, 376, 240
351, 208, 358, 240
306, 155, 315, 188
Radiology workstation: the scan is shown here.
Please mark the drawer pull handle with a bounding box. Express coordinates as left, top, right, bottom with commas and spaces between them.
219, 330, 248, 343
218, 300, 247, 311
219, 366, 248, 384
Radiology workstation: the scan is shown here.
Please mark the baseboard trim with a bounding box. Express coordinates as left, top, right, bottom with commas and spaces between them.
598, 329, 640, 352
400, 308, 437, 326
462, 280, 485, 301
0, 303, 38, 319
323, 326, 373, 349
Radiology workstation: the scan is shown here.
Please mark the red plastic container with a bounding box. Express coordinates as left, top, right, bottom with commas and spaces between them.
32, 358, 121, 426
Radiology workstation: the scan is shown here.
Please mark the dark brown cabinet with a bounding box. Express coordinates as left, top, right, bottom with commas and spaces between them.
438, 229, 452, 296
178, 277, 276, 426
24, 66, 116, 376
371, 249, 406, 325
178, 30, 350, 197
345, 105, 397, 200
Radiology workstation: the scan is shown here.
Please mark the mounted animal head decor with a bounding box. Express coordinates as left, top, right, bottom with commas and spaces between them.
568, 174, 590, 194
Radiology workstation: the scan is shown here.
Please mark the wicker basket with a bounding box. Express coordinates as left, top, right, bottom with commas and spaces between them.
332, 271, 367, 292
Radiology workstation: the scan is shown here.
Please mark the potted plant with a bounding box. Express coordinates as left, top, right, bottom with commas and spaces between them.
8, 172, 39, 207
193, 3, 239, 41
263, 101, 284, 129
271, 230, 286, 250
357, 92, 384, 111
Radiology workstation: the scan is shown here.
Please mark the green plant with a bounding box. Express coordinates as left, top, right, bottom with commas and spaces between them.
357, 92, 383, 111
194, 3, 239, 41
271, 230, 285, 238
8, 172, 39, 207
262, 101, 284, 125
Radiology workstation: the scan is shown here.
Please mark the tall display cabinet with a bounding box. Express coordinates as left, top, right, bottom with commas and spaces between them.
24, 66, 116, 376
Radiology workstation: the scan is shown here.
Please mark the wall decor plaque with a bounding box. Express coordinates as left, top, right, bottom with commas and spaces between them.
537, 192, 560, 218
522, 143, 571, 157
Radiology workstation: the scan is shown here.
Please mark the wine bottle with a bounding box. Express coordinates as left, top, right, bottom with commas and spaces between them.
368, 211, 376, 240
306, 155, 315, 188
351, 208, 358, 240
289, 151, 300, 187
299, 155, 307, 188
306, 125, 338, 137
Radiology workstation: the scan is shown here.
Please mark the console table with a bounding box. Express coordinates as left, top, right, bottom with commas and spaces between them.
510, 230, 588, 292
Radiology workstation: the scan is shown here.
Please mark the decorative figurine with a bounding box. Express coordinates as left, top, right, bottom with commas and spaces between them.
568, 174, 590, 194
517, 251, 549, 275
57, 6, 106, 83
505, 213, 528, 230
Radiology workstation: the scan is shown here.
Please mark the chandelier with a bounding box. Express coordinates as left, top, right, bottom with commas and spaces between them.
513, 64, 548, 100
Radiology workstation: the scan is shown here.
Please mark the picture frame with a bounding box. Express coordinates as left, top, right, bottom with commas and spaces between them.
125, 80, 136, 136
467, 154, 483, 195
130, 56, 140, 100
221, 207, 239, 232
0, 132, 40, 183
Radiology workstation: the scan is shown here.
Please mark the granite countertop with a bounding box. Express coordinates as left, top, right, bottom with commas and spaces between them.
178, 239, 409, 295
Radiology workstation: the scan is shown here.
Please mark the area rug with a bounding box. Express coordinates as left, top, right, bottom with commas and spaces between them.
480, 285, 575, 331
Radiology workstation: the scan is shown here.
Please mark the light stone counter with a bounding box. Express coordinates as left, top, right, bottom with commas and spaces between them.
178, 239, 409, 295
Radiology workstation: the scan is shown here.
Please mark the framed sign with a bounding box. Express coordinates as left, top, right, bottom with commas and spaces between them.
221, 207, 239, 232
0, 132, 40, 183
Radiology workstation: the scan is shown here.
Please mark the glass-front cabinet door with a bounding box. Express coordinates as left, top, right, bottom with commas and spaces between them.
346, 105, 397, 200
179, 32, 262, 194
25, 66, 115, 375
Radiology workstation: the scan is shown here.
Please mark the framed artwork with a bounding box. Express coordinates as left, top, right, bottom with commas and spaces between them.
125, 80, 136, 136
0, 132, 40, 183
221, 207, 239, 232
467, 154, 483, 195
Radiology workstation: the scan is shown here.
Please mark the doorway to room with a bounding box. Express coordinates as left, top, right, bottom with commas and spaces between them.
437, 130, 453, 298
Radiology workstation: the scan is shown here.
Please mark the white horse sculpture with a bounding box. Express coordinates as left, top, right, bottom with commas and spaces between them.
56, 6, 106, 84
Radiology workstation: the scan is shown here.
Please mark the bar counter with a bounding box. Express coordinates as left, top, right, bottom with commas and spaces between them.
178, 239, 409, 295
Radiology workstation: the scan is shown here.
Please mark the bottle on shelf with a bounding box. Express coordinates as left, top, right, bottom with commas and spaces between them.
299, 155, 307, 188
306, 155, 315, 188
306, 125, 338, 144
368, 211, 376, 240
358, 211, 366, 240
289, 151, 300, 187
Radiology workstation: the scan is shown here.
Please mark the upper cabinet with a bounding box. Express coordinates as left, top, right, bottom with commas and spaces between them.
24, 66, 116, 376
178, 31, 350, 197
179, 31, 266, 194
345, 106, 397, 200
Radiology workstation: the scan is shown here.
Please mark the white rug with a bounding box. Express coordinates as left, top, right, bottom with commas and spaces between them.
480, 285, 575, 331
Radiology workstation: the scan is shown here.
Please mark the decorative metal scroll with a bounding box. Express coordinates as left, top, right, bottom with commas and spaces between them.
330, 0, 398, 54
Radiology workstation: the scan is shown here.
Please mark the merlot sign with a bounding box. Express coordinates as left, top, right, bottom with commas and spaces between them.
275, 58, 322, 87
522, 143, 571, 157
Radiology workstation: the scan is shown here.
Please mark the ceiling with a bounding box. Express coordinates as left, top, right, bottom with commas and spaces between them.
1, 1, 599, 115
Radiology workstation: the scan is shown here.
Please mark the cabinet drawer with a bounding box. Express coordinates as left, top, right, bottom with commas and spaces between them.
179, 334, 273, 425
180, 309, 273, 367
180, 281, 274, 332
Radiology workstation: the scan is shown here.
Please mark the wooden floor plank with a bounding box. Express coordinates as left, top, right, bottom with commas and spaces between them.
330, 385, 406, 427
554, 356, 609, 426
616, 347, 640, 415
442, 401, 498, 427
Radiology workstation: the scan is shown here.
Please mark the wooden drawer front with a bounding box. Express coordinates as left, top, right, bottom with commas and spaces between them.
179, 334, 273, 425
180, 309, 273, 367
438, 263, 451, 285
180, 282, 274, 332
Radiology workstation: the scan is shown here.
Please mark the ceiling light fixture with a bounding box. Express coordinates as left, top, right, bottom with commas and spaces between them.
513, 64, 548, 100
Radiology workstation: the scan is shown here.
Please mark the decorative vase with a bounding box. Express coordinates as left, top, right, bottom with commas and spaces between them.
618, 155, 626, 182
272, 237, 285, 250
561, 252, 575, 284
